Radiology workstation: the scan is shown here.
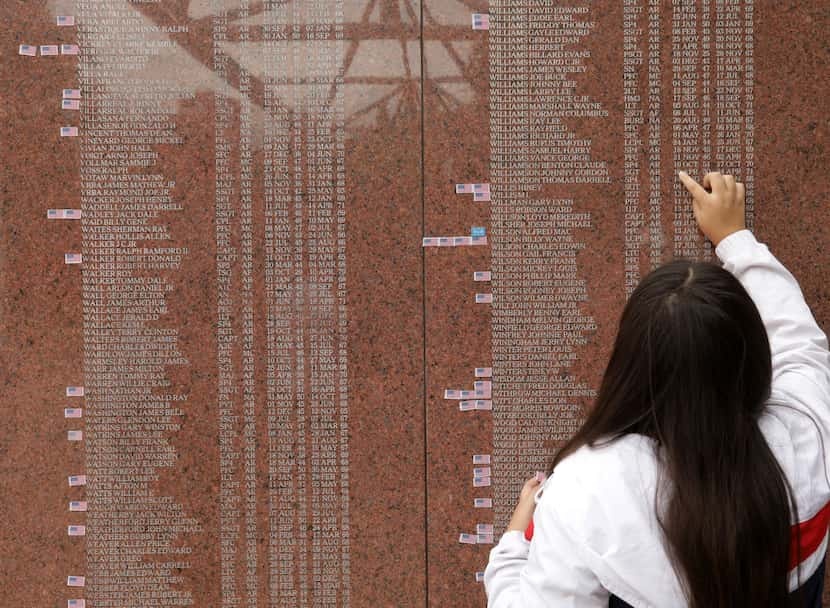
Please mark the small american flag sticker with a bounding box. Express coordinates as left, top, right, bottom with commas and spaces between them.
66, 386, 84, 396
473, 476, 492, 487
40, 45, 60, 56
474, 497, 493, 508
48, 209, 81, 219
473, 183, 490, 192
62, 99, 80, 110
65, 252, 82, 263
473, 467, 491, 478
474, 367, 492, 378
444, 389, 461, 399
472, 454, 491, 465
64, 408, 82, 419
437, 237, 451, 247
459, 401, 475, 412
422, 237, 440, 247
68, 525, 86, 536
66, 575, 85, 587
474, 381, 491, 392
18, 44, 37, 56
473, 271, 492, 282
475, 293, 493, 304
474, 191, 491, 202
455, 183, 474, 194
68, 475, 86, 487
61, 44, 80, 55
68, 600, 86, 608
473, 400, 492, 411
57, 15, 76, 26
69, 501, 87, 511
475, 572, 485, 583
61, 127, 79, 137
471, 13, 490, 30
63, 89, 81, 99
458, 533, 477, 544
471, 235, 488, 246
67, 430, 83, 441
476, 523, 494, 535
476, 534, 494, 544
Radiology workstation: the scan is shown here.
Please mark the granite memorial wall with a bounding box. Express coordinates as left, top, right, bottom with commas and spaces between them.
2, 0, 828, 606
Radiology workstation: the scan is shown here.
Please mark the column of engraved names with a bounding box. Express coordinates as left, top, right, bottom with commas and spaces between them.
743, 1, 754, 231
290, 5, 309, 603
263, 5, 296, 605
304, 3, 348, 606
78, 1, 197, 605
299, 3, 348, 605
623, 0, 645, 297
211, 5, 243, 606
670, 0, 753, 257
647, 0, 662, 269
238, 2, 259, 603
671, 0, 701, 259
701, 0, 712, 258
711, 0, 754, 230
262, 3, 350, 605
489, 2, 601, 529
488, 1, 527, 531
622, 0, 666, 291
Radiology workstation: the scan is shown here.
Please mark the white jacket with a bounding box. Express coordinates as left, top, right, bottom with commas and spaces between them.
484, 229, 830, 607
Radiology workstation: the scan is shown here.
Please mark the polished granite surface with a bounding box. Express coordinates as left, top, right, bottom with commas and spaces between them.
1, 1, 828, 605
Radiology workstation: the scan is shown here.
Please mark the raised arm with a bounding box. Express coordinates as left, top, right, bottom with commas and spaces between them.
679, 168, 830, 410
715, 229, 830, 387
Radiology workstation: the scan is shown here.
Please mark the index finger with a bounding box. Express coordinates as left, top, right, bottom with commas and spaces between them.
678, 171, 707, 199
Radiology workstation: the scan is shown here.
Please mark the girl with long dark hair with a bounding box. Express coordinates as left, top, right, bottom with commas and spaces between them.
484, 171, 830, 607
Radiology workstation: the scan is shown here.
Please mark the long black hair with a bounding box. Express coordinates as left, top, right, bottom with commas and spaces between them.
546, 258, 812, 607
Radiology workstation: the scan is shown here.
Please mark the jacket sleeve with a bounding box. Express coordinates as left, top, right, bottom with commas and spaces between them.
716, 228, 830, 517
715, 229, 830, 407
483, 476, 609, 607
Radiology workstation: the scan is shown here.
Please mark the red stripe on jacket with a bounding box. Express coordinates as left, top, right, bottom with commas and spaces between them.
524, 520, 534, 541
523, 500, 830, 570
790, 500, 830, 570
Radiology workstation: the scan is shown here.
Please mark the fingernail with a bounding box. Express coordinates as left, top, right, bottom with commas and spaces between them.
678, 171, 687, 177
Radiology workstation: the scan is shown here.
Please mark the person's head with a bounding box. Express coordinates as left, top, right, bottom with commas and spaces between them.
547, 258, 807, 608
